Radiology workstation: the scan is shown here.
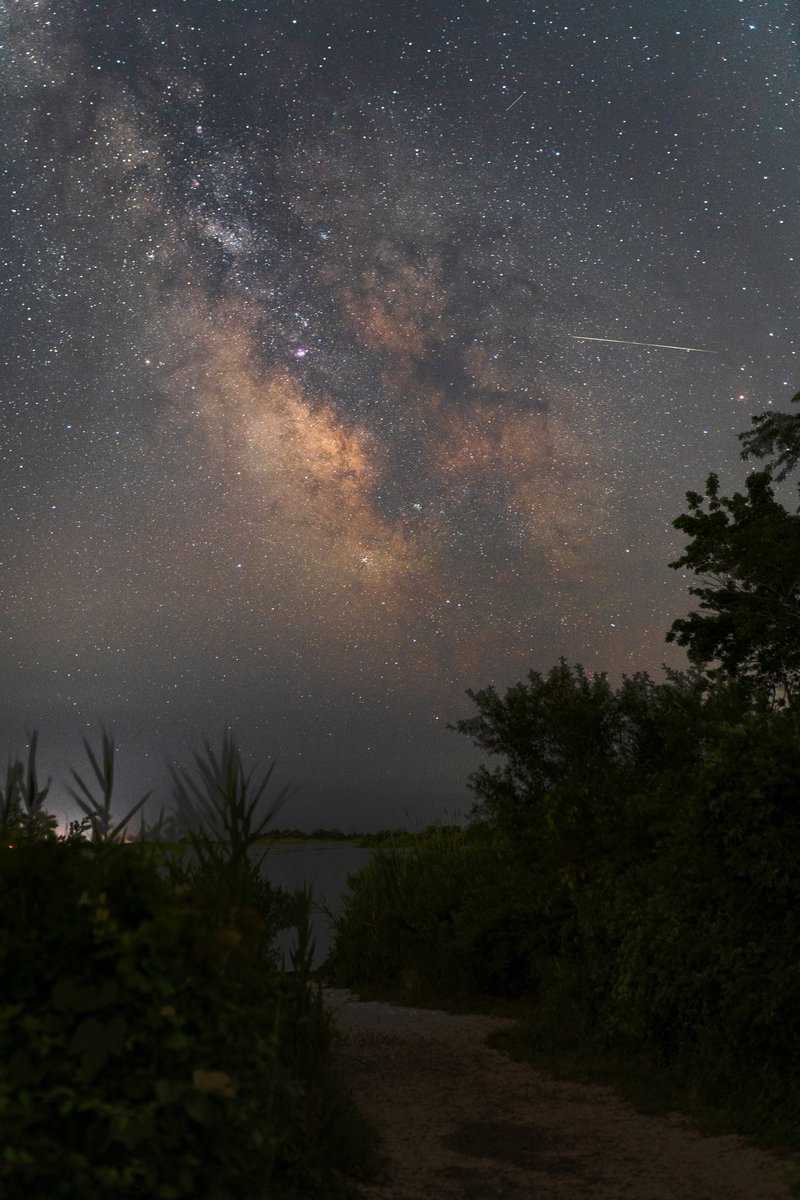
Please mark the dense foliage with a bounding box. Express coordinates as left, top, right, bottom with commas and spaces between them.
667, 388, 800, 704
331, 825, 542, 1002
739, 388, 800, 483
331, 394, 800, 1150
666, 470, 800, 703
0, 735, 377, 1199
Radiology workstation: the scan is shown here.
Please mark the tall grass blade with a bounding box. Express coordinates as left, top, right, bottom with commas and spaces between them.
169, 731, 291, 869
23, 731, 50, 815
66, 726, 152, 843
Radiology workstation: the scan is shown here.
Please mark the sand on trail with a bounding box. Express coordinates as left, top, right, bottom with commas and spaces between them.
325, 988, 794, 1200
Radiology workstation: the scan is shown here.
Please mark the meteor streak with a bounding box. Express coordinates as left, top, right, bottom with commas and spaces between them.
504, 91, 527, 111
570, 334, 715, 353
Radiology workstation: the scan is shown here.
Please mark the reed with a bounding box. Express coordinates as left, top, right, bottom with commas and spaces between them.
0, 726, 378, 1199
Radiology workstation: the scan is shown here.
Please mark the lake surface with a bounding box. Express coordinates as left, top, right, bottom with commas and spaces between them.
256, 843, 374, 969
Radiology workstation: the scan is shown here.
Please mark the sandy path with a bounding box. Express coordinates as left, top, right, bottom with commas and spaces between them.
325, 989, 793, 1200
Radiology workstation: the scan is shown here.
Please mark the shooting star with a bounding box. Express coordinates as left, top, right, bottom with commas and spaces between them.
570, 334, 716, 354
505, 91, 527, 112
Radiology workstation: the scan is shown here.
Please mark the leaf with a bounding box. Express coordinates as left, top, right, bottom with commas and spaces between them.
51, 976, 118, 1013
154, 1077, 181, 1104
109, 1109, 155, 1149
68, 1014, 129, 1077
191, 1068, 236, 1097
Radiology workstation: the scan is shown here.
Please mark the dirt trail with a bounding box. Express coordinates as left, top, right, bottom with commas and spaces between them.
325, 989, 794, 1200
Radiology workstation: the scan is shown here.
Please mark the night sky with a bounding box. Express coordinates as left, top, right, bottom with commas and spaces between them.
2, 1, 797, 829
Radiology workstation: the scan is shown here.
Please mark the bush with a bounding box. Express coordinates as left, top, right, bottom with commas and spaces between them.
0, 728, 378, 1199
330, 826, 544, 1003
332, 674, 800, 1148
2, 840, 339, 1197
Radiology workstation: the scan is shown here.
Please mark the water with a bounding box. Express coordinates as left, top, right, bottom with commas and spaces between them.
256, 843, 373, 970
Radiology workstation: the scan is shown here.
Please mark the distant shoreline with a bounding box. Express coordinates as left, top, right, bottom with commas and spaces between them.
120, 826, 458, 850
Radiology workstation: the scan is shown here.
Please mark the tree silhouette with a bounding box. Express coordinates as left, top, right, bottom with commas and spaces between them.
668, 392, 800, 703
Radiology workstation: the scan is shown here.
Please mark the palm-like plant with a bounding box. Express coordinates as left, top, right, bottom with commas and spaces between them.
169, 730, 291, 874
167, 732, 294, 955
67, 726, 152, 843
1, 732, 57, 840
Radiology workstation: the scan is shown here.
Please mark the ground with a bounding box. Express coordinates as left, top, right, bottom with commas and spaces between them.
326, 989, 794, 1200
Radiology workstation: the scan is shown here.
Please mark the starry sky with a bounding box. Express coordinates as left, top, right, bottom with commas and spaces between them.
1, 0, 797, 830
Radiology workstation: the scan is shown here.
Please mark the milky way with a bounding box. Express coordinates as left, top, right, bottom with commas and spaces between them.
1, 1, 797, 825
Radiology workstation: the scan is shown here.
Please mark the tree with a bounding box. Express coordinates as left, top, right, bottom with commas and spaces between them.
739, 389, 800, 482
668, 393, 800, 705
452, 661, 724, 847
452, 660, 622, 834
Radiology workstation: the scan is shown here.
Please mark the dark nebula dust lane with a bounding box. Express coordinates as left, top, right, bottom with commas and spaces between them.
1, 1, 797, 826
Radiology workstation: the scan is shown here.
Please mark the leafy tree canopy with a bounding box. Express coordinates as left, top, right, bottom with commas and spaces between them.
739, 389, 800, 482
451, 660, 741, 836
668, 392, 800, 703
